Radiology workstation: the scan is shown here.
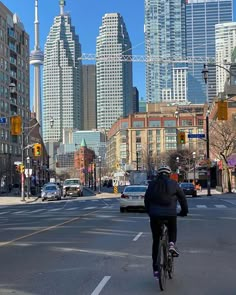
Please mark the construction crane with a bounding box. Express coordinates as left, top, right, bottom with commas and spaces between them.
79, 53, 218, 64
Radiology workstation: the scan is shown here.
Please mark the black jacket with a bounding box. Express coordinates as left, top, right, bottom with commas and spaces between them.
144, 176, 188, 217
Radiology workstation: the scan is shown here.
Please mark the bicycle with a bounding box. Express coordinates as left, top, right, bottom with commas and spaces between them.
156, 220, 174, 291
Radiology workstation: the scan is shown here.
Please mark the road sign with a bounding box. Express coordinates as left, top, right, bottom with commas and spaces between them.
0, 117, 6, 124
188, 133, 205, 139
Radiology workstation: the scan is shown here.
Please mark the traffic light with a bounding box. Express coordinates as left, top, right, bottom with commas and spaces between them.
33, 143, 42, 157
178, 131, 186, 144
19, 164, 25, 173
10, 115, 22, 135
218, 100, 228, 120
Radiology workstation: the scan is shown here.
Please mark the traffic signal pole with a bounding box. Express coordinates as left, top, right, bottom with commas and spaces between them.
21, 130, 25, 201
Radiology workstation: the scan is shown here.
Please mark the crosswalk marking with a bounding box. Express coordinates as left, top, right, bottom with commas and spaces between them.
0, 211, 9, 215
48, 208, 62, 212
215, 205, 227, 208
66, 207, 78, 211
83, 207, 96, 210
196, 205, 207, 208
13, 210, 28, 214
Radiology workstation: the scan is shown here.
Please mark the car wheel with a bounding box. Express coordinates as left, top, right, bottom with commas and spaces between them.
42, 198, 45, 202
57, 196, 61, 200
120, 207, 126, 213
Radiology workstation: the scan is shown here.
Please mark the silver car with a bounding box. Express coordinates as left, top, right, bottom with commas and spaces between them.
41, 184, 62, 201
120, 185, 148, 212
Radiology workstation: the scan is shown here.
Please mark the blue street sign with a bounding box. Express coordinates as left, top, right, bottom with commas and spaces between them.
0, 117, 6, 124
188, 133, 205, 139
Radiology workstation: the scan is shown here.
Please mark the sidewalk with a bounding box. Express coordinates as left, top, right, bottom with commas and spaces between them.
0, 194, 40, 206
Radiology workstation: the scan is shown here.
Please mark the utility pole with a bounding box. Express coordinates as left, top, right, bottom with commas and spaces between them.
21, 129, 25, 201
136, 151, 139, 171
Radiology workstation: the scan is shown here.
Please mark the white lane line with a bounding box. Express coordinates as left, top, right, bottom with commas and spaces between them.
48, 208, 62, 212
196, 205, 207, 208
0, 211, 9, 215
91, 276, 111, 295
83, 207, 96, 210
31, 209, 46, 213
91, 200, 98, 202
66, 207, 78, 211
215, 205, 227, 208
133, 232, 143, 241
13, 210, 28, 214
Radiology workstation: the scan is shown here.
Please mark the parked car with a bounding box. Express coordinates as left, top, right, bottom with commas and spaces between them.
63, 178, 83, 197
120, 185, 148, 212
41, 184, 62, 201
179, 182, 197, 197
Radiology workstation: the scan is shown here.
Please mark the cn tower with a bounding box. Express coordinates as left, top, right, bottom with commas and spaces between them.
30, 0, 43, 128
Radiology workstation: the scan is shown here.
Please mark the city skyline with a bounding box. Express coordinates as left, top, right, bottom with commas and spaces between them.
2, 0, 236, 109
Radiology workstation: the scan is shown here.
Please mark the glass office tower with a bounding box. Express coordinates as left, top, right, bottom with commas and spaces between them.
145, 0, 187, 103
186, 0, 232, 104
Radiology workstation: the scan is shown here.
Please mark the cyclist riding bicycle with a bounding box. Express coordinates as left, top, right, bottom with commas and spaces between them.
144, 165, 188, 278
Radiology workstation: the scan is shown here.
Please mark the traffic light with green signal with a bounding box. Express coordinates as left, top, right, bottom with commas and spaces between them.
33, 143, 42, 157
178, 131, 186, 144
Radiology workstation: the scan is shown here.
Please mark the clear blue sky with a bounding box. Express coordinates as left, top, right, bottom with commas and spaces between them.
2, 0, 236, 109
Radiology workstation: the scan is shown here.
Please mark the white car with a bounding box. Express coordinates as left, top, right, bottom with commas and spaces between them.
63, 178, 84, 197
120, 185, 148, 212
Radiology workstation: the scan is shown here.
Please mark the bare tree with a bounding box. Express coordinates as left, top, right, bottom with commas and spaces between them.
210, 119, 236, 192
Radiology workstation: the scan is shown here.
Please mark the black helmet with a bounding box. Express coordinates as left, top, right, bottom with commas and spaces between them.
157, 165, 171, 175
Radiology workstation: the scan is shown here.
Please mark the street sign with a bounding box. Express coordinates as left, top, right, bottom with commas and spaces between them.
188, 133, 205, 139
0, 117, 6, 124
14, 161, 22, 165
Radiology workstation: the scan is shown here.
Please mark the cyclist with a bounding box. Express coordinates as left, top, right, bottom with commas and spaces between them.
144, 165, 188, 278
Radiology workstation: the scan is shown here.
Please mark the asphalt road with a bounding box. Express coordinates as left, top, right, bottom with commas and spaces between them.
0, 196, 235, 294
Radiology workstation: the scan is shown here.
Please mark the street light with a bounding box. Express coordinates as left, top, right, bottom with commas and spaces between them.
98, 155, 102, 194
202, 64, 211, 196
176, 156, 180, 181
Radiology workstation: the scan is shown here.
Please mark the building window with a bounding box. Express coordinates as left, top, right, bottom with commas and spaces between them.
164, 120, 176, 127
133, 120, 144, 128
121, 121, 128, 129
149, 120, 161, 127
181, 119, 193, 126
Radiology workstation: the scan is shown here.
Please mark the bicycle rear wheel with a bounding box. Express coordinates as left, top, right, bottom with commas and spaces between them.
157, 241, 167, 291
168, 254, 174, 279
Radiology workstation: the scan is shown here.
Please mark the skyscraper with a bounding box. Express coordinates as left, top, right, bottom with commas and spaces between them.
144, 0, 186, 103
186, 0, 232, 104
96, 13, 133, 130
43, 0, 82, 143
215, 22, 236, 94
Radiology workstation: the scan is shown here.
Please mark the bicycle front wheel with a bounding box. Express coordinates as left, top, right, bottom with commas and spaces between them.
157, 241, 167, 291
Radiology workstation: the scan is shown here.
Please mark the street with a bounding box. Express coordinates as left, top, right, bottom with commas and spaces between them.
0, 195, 235, 294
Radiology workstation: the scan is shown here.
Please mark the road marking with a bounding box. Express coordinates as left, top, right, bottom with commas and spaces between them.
215, 205, 226, 208
49, 208, 62, 212
0, 208, 101, 248
66, 207, 78, 211
196, 205, 207, 208
13, 210, 28, 214
91, 276, 111, 295
31, 209, 46, 213
0, 211, 9, 215
91, 199, 98, 202
83, 207, 96, 210
133, 232, 143, 241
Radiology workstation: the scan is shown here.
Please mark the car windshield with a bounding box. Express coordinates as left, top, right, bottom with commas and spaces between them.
45, 185, 57, 191
124, 186, 147, 193
180, 183, 194, 188
64, 180, 80, 185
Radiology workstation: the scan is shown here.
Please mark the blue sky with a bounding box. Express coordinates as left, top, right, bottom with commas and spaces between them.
2, 0, 236, 109
3, 0, 146, 108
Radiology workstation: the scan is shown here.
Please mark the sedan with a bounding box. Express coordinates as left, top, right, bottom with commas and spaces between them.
179, 182, 197, 197
41, 184, 62, 201
120, 185, 148, 212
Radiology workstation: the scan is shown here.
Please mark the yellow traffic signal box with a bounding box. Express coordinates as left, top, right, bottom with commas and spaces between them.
218, 101, 228, 120
10, 115, 22, 135
19, 164, 25, 173
178, 131, 186, 144
33, 143, 42, 157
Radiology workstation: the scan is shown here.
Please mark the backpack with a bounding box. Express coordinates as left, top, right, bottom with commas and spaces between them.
149, 177, 172, 206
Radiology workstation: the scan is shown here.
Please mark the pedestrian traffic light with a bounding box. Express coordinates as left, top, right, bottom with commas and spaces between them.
218, 100, 228, 120
19, 164, 25, 173
33, 143, 42, 157
10, 115, 22, 135
178, 132, 186, 144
